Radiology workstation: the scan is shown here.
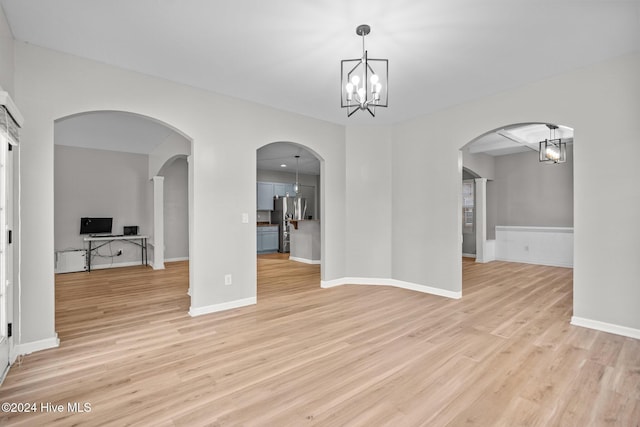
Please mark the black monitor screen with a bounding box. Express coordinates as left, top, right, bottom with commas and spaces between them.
80, 217, 112, 235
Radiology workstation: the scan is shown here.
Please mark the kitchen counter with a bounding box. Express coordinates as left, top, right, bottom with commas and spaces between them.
289, 220, 320, 264
289, 219, 319, 229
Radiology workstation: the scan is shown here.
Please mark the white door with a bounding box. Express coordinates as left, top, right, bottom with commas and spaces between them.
0, 134, 13, 381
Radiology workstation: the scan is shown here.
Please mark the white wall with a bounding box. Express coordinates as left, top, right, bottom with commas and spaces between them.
54, 145, 151, 268
390, 53, 640, 333
14, 42, 346, 347
0, 6, 13, 94
163, 157, 189, 260
345, 126, 392, 279
149, 131, 190, 179
494, 146, 573, 227
391, 119, 463, 292
462, 149, 495, 180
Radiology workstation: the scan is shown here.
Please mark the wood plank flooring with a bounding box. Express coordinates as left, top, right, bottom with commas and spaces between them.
0, 256, 638, 426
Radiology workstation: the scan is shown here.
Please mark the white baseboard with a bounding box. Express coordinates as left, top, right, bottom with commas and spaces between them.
462, 253, 476, 258
189, 297, 256, 317
321, 277, 461, 300
92, 257, 188, 270
77, 258, 186, 272
14, 335, 60, 356
91, 261, 147, 270
165, 257, 189, 262
495, 257, 573, 268
571, 316, 640, 340
289, 256, 321, 265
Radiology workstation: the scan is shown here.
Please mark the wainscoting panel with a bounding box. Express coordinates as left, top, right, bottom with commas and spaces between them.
495, 226, 573, 267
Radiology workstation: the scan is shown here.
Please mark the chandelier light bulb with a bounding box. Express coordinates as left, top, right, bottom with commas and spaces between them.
346, 82, 354, 100
351, 75, 360, 87
546, 147, 560, 161
370, 74, 379, 85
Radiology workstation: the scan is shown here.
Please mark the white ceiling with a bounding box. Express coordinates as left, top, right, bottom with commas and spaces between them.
55, 111, 184, 154
2, 0, 639, 127
1, 1, 633, 163
257, 143, 320, 175
469, 123, 574, 157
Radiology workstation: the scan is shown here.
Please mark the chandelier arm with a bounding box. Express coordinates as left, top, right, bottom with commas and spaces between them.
366, 106, 376, 117
346, 61, 360, 75
347, 106, 360, 117
366, 63, 377, 74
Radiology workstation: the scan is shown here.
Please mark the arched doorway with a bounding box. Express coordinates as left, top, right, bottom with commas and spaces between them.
256, 141, 323, 291
460, 122, 574, 287
156, 154, 190, 266
53, 110, 193, 314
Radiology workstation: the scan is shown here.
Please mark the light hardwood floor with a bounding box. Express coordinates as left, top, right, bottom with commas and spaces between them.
0, 256, 638, 426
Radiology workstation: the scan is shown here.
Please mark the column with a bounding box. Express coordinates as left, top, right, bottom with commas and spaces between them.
475, 178, 487, 263
153, 176, 165, 270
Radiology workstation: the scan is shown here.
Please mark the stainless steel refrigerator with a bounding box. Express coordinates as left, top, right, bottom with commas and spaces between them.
271, 196, 307, 253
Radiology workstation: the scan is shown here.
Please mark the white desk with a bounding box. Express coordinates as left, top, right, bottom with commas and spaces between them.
84, 235, 149, 272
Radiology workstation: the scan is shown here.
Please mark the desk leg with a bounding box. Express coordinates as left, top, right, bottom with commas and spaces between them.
144, 238, 148, 266
87, 241, 92, 272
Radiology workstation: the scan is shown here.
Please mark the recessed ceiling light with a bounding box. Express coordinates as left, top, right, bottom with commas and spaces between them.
280, 164, 287, 167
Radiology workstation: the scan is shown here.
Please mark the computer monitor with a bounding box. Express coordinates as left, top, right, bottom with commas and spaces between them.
80, 217, 113, 235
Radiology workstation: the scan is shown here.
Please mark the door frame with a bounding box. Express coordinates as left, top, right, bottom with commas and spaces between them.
0, 133, 15, 383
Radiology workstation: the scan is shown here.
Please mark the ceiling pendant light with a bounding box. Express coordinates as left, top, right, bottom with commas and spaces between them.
341, 24, 388, 117
539, 124, 567, 164
293, 155, 300, 195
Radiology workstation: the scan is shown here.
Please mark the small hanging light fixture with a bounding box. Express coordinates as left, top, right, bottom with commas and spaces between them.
293, 155, 300, 195
341, 24, 388, 117
539, 124, 567, 164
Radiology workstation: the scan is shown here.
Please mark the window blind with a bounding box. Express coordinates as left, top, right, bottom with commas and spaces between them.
0, 106, 20, 143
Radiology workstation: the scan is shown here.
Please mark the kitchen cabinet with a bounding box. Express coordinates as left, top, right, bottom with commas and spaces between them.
257, 182, 274, 210
257, 225, 279, 253
258, 182, 297, 210
273, 183, 295, 197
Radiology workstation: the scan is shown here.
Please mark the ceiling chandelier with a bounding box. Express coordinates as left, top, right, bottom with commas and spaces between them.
341, 24, 388, 117
539, 124, 567, 164
293, 155, 300, 194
